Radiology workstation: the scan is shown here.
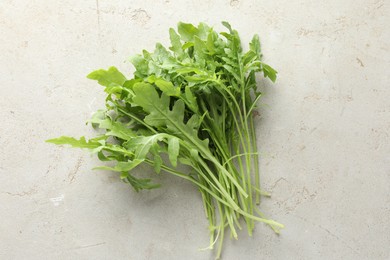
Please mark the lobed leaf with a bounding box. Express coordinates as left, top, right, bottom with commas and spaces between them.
87, 66, 127, 87
46, 136, 103, 149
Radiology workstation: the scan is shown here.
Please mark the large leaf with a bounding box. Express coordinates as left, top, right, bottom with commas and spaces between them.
132, 83, 209, 151
125, 134, 165, 159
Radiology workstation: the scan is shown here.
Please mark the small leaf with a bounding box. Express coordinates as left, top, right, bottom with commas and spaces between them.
93, 159, 143, 172
249, 34, 261, 56
242, 50, 257, 67
169, 28, 184, 56
120, 172, 128, 180
154, 79, 181, 97
190, 149, 200, 161
123, 79, 141, 91
116, 159, 144, 171
89, 112, 136, 141
125, 173, 161, 192
184, 75, 210, 83
175, 66, 206, 75
153, 43, 171, 64
194, 36, 207, 61
184, 86, 199, 113
168, 137, 180, 167
197, 22, 210, 41
262, 63, 278, 82
87, 67, 126, 87
182, 42, 194, 50
221, 21, 233, 32
206, 33, 215, 55
130, 55, 149, 77
46, 136, 102, 149
150, 144, 162, 173
178, 22, 199, 41
223, 65, 241, 82
125, 135, 158, 159
153, 155, 162, 173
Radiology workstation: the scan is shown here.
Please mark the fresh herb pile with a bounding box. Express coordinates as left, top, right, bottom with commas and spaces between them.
47, 21, 283, 258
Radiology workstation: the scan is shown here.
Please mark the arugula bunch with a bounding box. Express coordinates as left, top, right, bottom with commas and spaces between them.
47, 21, 283, 258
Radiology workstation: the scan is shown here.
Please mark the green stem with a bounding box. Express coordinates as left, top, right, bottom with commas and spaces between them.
250, 115, 261, 204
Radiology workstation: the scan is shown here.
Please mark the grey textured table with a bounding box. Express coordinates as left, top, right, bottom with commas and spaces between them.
1, 1, 389, 259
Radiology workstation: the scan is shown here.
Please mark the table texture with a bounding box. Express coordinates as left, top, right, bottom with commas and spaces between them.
1, 0, 389, 259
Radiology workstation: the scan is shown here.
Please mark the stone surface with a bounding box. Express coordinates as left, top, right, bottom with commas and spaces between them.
0, 0, 389, 259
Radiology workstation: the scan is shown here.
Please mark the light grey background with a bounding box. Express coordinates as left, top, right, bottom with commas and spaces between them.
1, 0, 389, 259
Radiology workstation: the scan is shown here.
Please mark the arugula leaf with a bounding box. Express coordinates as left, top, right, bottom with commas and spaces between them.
46, 136, 103, 149
87, 66, 126, 87
154, 78, 181, 97
178, 22, 199, 41
167, 137, 180, 167
123, 173, 161, 192
132, 82, 209, 149
94, 159, 143, 172
129, 55, 149, 78
169, 28, 184, 56
89, 111, 136, 141
261, 63, 278, 82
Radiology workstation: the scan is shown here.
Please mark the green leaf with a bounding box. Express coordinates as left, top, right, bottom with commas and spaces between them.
197, 22, 210, 40
168, 137, 179, 167
169, 28, 184, 56
153, 154, 163, 173
242, 50, 257, 67
87, 67, 126, 87
178, 22, 199, 41
182, 42, 194, 50
194, 36, 207, 61
101, 144, 134, 157
249, 34, 261, 56
123, 79, 141, 91
89, 113, 136, 141
94, 159, 143, 172
130, 55, 149, 77
125, 134, 165, 159
223, 65, 241, 82
221, 21, 233, 32
190, 148, 200, 161
150, 144, 162, 173
125, 173, 161, 192
175, 66, 207, 75
154, 79, 181, 97
184, 75, 210, 83
206, 32, 216, 55
262, 63, 278, 82
183, 86, 199, 113
132, 83, 209, 150
153, 43, 171, 64
46, 136, 102, 149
